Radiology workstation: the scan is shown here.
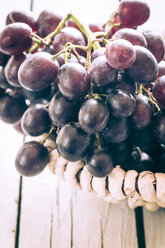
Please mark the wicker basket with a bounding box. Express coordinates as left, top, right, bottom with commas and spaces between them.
29, 134, 165, 211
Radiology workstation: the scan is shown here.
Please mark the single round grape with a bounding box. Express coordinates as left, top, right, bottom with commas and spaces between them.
91, 47, 106, 62
57, 62, 89, 100
4, 54, 26, 87
118, 0, 150, 27
126, 46, 158, 84
37, 10, 63, 37
105, 39, 136, 70
90, 56, 118, 88
53, 27, 86, 54
15, 141, 49, 177
56, 122, 92, 161
18, 52, 59, 91
89, 23, 104, 33
106, 89, 136, 118
113, 28, 147, 47
87, 149, 114, 178
6, 10, 37, 32
156, 61, 165, 80
152, 110, 165, 144
21, 104, 52, 136
0, 91, 27, 124
153, 76, 165, 108
0, 51, 10, 67
130, 94, 153, 130
142, 30, 165, 63
78, 98, 109, 134
49, 91, 79, 126
0, 22, 32, 55
102, 115, 129, 144
126, 149, 154, 173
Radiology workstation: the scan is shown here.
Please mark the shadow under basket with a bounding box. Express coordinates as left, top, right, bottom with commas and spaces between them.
47, 148, 165, 212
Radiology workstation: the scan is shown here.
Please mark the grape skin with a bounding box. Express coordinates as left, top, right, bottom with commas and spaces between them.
18, 52, 59, 91
105, 39, 136, 70
15, 141, 50, 177
153, 75, 165, 108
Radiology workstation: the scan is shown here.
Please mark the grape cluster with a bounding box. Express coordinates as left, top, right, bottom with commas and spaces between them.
0, 0, 165, 178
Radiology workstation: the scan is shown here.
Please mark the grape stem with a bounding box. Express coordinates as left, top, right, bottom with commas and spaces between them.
95, 133, 102, 150
40, 126, 55, 145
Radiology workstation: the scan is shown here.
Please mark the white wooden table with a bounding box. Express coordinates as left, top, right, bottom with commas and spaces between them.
0, 0, 165, 247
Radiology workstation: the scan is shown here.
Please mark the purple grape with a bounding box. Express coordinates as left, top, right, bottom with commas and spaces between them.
57, 62, 89, 100
106, 89, 136, 118
105, 39, 136, 70
130, 94, 153, 130
18, 52, 59, 91
113, 28, 147, 47
0, 22, 32, 55
56, 122, 92, 161
90, 56, 118, 88
21, 104, 52, 136
126, 46, 158, 84
78, 98, 109, 134
87, 149, 114, 177
4, 54, 26, 87
152, 110, 165, 144
142, 30, 165, 63
6, 10, 37, 32
153, 75, 165, 108
118, 0, 150, 27
91, 47, 106, 62
15, 141, 49, 176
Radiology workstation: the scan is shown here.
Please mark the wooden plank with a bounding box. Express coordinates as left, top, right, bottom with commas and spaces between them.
0, 122, 23, 247
51, 183, 138, 248
143, 207, 165, 248
18, 168, 57, 248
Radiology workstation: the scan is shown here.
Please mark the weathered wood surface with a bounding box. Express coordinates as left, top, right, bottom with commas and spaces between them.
1, 0, 165, 247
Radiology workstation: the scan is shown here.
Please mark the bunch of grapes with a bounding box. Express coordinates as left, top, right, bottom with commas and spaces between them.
0, 0, 165, 179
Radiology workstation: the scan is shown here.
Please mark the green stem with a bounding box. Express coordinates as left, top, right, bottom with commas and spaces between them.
40, 126, 54, 145
96, 133, 102, 150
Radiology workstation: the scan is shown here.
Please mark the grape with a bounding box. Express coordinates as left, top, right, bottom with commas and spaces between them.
57, 62, 89, 100
118, 0, 150, 27
15, 141, 49, 176
18, 52, 59, 91
106, 89, 136, 118
89, 23, 104, 33
0, 67, 13, 90
113, 28, 147, 47
53, 27, 86, 54
90, 56, 118, 88
78, 56, 87, 67
37, 10, 63, 37
105, 39, 136, 70
102, 115, 129, 143
56, 122, 92, 161
6, 10, 37, 32
142, 30, 165, 63
0, 91, 27, 124
21, 104, 52, 136
104, 72, 137, 96
4, 54, 26, 87
156, 60, 165, 80
152, 110, 165, 144
49, 91, 79, 126
78, 98, 109, 134
91, 47, 106, 62
87, 149, 114, 177
153, 76, 165, 108
126, 149, 154, 173
0, 22, 32, 55
56, 52, 78, 67
0, 51, 10, 67
130, 94, 153, 130
126, 46, 158, 84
